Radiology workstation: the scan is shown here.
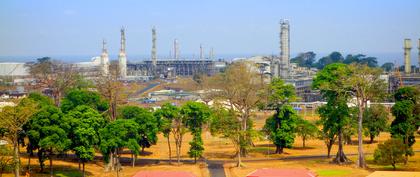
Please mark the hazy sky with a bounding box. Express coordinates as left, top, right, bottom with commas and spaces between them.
1, 0, 419, 62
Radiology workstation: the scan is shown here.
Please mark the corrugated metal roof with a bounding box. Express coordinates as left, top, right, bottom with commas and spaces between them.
0, 62, 29, 76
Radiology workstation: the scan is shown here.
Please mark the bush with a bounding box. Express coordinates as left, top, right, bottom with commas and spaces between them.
374, 139, 407, 170
0, 145, 13, 176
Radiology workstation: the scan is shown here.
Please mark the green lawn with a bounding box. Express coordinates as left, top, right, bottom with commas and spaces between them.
317, 169, 352, 176
55, 171, 82, 177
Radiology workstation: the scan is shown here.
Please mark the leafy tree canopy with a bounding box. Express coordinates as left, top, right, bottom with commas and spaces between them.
263, 105, 299, 153
374, 138, 407, 170
119, 106, 158, 151
99, 119, 140, 162
61, 89, 109, 113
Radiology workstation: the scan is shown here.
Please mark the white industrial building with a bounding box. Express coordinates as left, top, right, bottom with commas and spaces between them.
0, 62, 29, 77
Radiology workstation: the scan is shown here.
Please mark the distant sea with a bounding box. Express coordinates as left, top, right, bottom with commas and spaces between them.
0, 52, 417, 66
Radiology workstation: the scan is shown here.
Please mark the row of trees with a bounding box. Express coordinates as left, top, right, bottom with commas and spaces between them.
290, 51, 420, 72
313, 62, 420, 168
0, 89, 213, 177
197, 61, 400, 168
290, 51, 379, 69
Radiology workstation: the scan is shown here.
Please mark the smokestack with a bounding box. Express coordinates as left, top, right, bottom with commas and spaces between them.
418, 39, 420, 73
209, 47, 214, 60
118, 27, 127, 78
174, 39, 179, 59
280, 19, 290, 79
404, 39, 412, 74
200, 44, 204, 60
152, 26, 157, 67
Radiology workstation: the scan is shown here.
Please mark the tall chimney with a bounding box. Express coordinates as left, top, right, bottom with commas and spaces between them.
151, 26, 157, 67
118, 27, 127, 78
174, 39, 179, 59
200, 44, 204, 60
418, 39, 420, 73
404, 39, 412, 74
280, 19, 290, 79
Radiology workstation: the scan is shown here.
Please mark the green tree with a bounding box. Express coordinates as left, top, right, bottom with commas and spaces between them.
99, 119, 140, 175
209, 104, 242, 163
296, 119, 318, 148
263, 78, 298, 154
65, 106, 105, 176
263, 105, 299, 153
315, 52, 344, 69
207, 62, 265, 167
345, 64, 386, 168
390, 87, 419, 164
0, 145, 13, 177
290, 51, 316, 68
0, 99, 37, 177
119, 106, 158, 153
26, 105, 71, 176
363, 104, 389, 144
313, 63, 352, 163
27, 92, 54, 106
344, 54, 378, 67
154, 103, 179, 164
181, 102, 211, 163
316, 113, 337, 158
381, 62, 395, 72
24, 93, 54, 171
374, 138, 407, 170
61, 89, 108, 113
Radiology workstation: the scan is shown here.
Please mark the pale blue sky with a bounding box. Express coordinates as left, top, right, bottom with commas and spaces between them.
0, 0, 419, 63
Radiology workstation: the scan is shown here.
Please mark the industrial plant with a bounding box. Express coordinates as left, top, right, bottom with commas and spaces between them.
1, 20, 420, 100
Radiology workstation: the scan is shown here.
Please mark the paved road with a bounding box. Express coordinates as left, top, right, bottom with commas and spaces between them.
205, 159, 226, 177
133, 82, 160, 96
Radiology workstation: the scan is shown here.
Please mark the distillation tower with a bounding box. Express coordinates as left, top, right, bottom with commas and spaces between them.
404, 39, 412, 74
100, 39, 110, 75
118, 27, 127, 78
279, 19, 290, 79
151, 26, 157, 75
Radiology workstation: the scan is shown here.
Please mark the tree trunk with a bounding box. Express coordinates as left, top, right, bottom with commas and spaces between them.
236, 133, 242, 167
132, 153, 135, 168
116, 151, 121, 177
369, 135, 374, 144
106, 151, 114, 171
334, 129, 348, 164
78, 159, 81, 170
38, 149, 44, 173
404, 136, 409, 165
176, 143, 180, 165
275, 145, 283, 154
176, 140, 180, 165
167, 136, 172, 164
302, 137, 306, 148
27, 152, 31, 171
49, 152, 53, 177
357, 105, 366, 168
327, 140, 333, 158
236, 146, 242, 167
53, 91, 61, 107
13, 138, 19, 177
82, 162, 85, 177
